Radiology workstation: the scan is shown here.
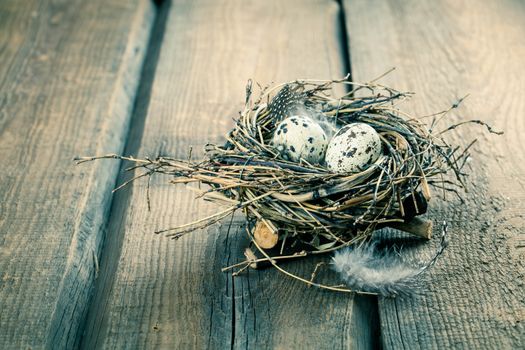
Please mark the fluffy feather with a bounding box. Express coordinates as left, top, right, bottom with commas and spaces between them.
332, 222, 448, 297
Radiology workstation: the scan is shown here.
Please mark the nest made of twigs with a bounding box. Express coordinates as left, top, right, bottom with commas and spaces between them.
77, 76, 503, 294
78, 77, 500, 254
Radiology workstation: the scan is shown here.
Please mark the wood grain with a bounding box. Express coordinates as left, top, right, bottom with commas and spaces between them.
344, 0, 525, 348
82, 0, 378, 349
0, 0, 154, 348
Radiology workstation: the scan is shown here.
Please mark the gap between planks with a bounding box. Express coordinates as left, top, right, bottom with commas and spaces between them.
78, 1, 171, 348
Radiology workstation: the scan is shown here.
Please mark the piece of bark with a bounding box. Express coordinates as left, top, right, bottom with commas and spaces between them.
388, 217, 433, 240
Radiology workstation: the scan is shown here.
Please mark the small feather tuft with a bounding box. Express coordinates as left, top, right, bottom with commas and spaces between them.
332, 222, 448, 297
268, 84, 306, 121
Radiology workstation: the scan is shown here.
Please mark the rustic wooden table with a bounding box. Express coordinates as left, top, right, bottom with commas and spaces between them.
1, 0, 524, 349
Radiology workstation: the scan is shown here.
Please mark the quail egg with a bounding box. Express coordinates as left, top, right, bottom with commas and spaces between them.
325, 123, 382, 173
272, 115, 328, 164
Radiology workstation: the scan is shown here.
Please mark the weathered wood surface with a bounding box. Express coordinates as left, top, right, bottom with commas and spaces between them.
2, 0, 524, 348
81, 0, 379, 349
344, 0, 525, 348
0, 0, 154, 348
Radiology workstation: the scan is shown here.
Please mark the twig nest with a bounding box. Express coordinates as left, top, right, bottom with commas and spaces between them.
83, 79, 498, 251
80, 77, 501, 295
325, 123, 382, 173
272, 115, 328, 164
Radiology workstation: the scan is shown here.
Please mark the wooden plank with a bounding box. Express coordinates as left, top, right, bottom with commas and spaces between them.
82, 0, 379, 348
343, 0, 525, 348
0, 1, 154, 348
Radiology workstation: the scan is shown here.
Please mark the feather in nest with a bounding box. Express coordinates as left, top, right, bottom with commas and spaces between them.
332, 221, 448, 297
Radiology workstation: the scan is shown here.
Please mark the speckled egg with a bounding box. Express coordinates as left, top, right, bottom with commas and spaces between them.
272, 115, 328, 164
325, 123, 382, 173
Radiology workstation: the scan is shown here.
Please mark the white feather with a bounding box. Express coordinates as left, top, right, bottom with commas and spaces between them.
332, 243, 423, 297
333, 222, 449, 297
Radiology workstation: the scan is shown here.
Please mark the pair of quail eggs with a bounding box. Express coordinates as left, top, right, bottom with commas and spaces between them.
271, 114, 382, 173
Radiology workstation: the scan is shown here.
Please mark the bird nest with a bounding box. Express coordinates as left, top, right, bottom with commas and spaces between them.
77, 77, 500, 294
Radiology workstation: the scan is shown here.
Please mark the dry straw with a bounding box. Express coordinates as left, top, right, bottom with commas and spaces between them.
77, 75, 501, 294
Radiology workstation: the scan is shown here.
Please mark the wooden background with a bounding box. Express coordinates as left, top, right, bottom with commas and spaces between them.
0, 0, 523, 348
